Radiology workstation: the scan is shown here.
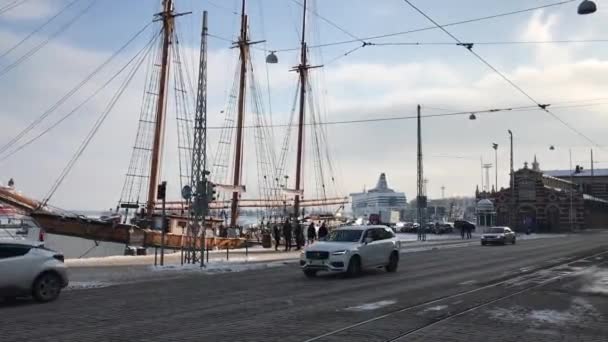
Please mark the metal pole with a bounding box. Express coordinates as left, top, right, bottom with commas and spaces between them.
160, 191, 166, 266
591, 149, 594, 196
508, 130, 514, 229
569, 149, 574, 231
417, 105, 425, 241
154, 247, 158, 266
495, 146, 498, 191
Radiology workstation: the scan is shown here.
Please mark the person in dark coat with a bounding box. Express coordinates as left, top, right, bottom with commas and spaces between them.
466, 223, 473, 239
307, 222, 316, 245
282, 219, 292, 251
294, 221, 303, 250
460, 224, 466, 240
318, 222, 328, 240
273, 223, 281, 251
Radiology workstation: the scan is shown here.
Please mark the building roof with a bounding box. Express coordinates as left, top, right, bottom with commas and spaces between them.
544, 169, 608, 178
583, 194, 608, 204
476, 199, 494, 211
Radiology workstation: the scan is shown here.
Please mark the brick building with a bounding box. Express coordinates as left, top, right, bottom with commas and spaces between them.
476, 158, 608, 232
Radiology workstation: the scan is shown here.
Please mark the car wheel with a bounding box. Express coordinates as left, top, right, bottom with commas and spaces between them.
512, 237, 516, 245
346, 255, 361, 277
481, 241, 486, 246
385, 252, 399, 273
32, 272, 62, 303
303, 269, 317, 278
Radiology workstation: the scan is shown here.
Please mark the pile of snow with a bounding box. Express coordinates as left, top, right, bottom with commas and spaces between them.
344, 300, 397, 312
66, 281, 112, 290
423, 305, 448, 312
148, 259, 287, 274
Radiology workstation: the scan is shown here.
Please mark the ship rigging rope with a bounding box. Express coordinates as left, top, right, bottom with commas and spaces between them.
0, 0, 30, 15
40, 32, 154, 207
0, 0, 82, 60
0, 19, 154, 158
0, 0, 97, 79
0, 29, 162, 163
402, 0, 604, 150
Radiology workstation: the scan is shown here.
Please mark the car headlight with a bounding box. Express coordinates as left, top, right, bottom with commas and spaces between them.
481, 236, 486, 239
331, 250, 347, 256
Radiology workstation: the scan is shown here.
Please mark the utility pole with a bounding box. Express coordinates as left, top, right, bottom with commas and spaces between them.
230, 0, 249, 228
147, 0, 174, 219
441, 185, 445, 199
492, 143, 498, 191
182, 10, 210, 266
591, 149, 595, 196
569, 149, 574, 231
417, 105, 426, 241
508, 130, 515, 228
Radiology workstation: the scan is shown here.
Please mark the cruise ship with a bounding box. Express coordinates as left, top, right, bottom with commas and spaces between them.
350, 173, 407, 223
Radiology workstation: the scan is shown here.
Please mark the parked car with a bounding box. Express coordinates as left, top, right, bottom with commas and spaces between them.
481, 227, 516, 245
432, 223, 453, 235
300, 225, 400, 277
0, 240, 68, 302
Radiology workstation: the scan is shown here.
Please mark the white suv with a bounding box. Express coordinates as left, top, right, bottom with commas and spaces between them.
0, 240, 68, 302
300, 225, 401, 277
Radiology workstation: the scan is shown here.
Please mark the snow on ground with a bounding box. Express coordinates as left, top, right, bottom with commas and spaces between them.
487, 297, 599, 326
344, 300, 397, 312
423, 305, 448, 312
580, 267, 608, 295
148, 259, 287, 274
66, 281, 113, 290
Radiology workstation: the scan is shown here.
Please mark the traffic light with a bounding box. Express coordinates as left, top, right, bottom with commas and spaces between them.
207, 181, 216, 202
157, 181, 167, 200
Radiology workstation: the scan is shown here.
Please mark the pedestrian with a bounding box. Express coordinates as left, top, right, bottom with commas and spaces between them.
466, 223, 473, 239
273, 223, 281, 251
307, 222, 316, 245
460, 225, 465, 240
282, 219, 292, 251
294, 221, 303, 250
318, 221, 328, 240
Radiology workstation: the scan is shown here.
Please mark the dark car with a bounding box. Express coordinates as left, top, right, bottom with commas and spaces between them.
454, 220, 476, 233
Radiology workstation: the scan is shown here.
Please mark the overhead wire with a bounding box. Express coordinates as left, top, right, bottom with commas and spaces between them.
0, 0, 97, 79
271, 0, 577, 52
0, 0, 82, 59
0, 20, 153, 157
0, 0, 29, 15
402, 0, 604, 150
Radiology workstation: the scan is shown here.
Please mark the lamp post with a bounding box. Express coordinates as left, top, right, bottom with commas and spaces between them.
508, 130, 514, 229
578, 0, 597, 15
492, 143, 498, 191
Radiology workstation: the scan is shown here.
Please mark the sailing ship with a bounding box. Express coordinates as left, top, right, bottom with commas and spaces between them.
0, 0, 347, 256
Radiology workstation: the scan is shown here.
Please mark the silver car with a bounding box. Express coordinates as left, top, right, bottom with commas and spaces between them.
481, 226, 516, 245
0, 240, 68, 302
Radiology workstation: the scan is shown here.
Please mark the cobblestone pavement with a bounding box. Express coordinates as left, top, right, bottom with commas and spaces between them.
1, 233, 607, 341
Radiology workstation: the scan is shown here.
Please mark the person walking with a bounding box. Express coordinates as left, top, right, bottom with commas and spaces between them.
282, 219, 292, 251
318, 221, 328, 240
294, 221, 303, 250
466, 223, 473, 239
460, 225, 466, 240
273, 223, 281, 251
307, 222, 316, 245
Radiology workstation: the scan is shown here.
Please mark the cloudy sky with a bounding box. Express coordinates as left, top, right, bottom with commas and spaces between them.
1, 0, 607, 210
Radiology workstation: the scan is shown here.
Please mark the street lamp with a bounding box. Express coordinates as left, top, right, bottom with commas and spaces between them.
492, 143, 498, 191
578, 0, 597, 15
266, 51, 278, 64
508, 130, 514, 229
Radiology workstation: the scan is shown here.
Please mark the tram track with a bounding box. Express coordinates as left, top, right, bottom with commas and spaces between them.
303, 248, 608, 342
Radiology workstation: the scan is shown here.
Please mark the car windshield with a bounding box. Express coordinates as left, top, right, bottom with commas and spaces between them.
326, 229, 362, 242
487, 228, 505, 233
